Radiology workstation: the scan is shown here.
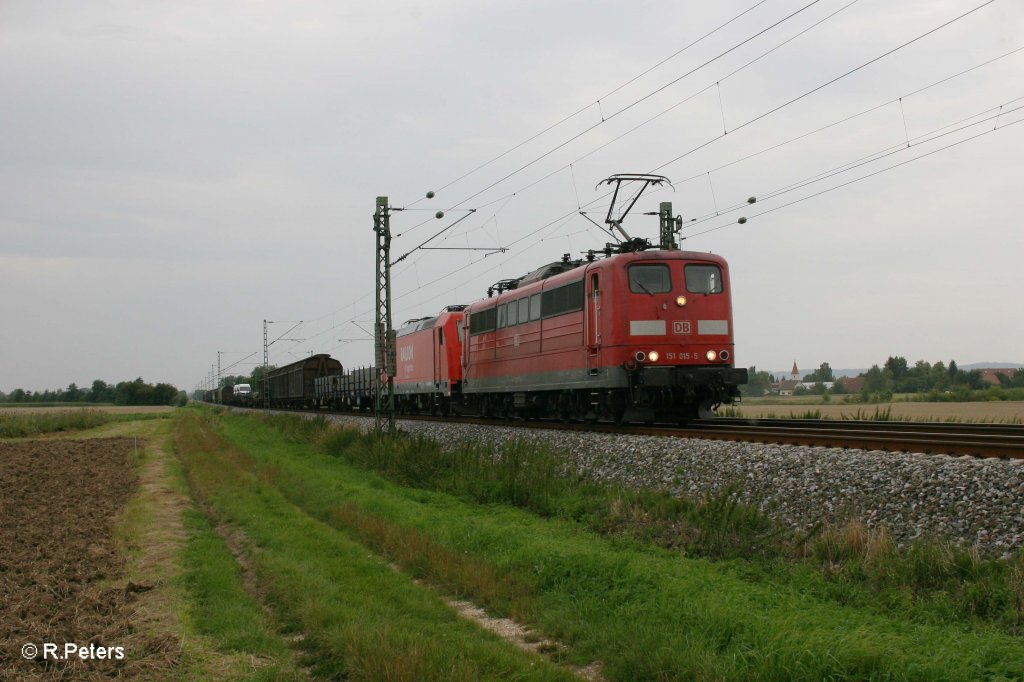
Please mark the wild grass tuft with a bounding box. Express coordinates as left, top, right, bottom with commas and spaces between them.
812, 520, 1024, 631
330, 502, 536, 621
0, 409, 167, 437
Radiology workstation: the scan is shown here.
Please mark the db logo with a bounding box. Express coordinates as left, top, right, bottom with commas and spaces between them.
672, 321, 692, 335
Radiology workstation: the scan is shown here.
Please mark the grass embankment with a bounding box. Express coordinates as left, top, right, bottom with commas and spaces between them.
177, 507, 305, 680
177, 409, 1024, 680
0, 409, 170, 437
67, 413, 304, 679
310, 418, 1024, 636
174, 410, 574, 680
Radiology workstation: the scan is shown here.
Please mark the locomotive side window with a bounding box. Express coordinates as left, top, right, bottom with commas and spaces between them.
507, 300, 518, 326
541, 280, 584, 318
518, 297, 530, 324
529, 293, 541, 321
469, 307, 497, 335
685, 264, 723, 294
628, 264, 671, 294
497, 304, 507, 329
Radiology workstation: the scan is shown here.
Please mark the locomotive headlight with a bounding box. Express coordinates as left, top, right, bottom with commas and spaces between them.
675, 295, 687, 307
648, 350, 660, 362
634, 351, 647, 363
706, 350, 718, 361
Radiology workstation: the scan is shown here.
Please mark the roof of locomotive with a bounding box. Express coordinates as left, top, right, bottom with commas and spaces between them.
466, 248, 729, 312
396, 306, 466, 337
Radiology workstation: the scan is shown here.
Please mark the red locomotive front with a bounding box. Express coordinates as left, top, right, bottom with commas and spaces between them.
393, 305, 466, 414
461, 248, 746, 422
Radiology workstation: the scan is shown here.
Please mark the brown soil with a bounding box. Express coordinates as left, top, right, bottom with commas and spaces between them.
0, 438, 177, 679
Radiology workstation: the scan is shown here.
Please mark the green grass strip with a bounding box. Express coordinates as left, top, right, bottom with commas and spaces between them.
173, 411, 574, 681
258, 412, 1024, 635
179, 507, 303, 680
216, 412, 1024, 681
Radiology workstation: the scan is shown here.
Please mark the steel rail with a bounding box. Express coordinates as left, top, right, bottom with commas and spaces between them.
357, 413, 1024, 459
699, 417, 1024, 436
233, 405, 1024, 459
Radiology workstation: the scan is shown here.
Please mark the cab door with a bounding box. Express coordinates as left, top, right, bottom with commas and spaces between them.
587, 271, 601, 373
434, 327, 443, 389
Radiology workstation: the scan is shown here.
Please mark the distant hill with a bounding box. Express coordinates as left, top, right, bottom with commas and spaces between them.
831, 368, 869, 379
766, 368, 867, 380
765, 362, 1022, 380
961, 362, 1024, 371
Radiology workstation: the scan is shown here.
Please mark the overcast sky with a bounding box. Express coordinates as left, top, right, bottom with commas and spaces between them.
2, 0, 1022, 393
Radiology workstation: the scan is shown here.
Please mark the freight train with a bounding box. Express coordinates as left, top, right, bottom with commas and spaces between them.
296, 241, 747, 422
215, 176, 749, 421
202, 382, 256, 407
204, 356, 343, 409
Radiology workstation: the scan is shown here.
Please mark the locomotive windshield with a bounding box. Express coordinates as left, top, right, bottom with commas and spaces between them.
685, 264, 723, 294
628, 264, 671, 294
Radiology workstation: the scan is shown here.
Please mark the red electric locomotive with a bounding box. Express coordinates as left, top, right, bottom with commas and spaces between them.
321, 174, 745, 422
393, 305, 467, 414
460, 246, 746, 422
455, 173, 747, 422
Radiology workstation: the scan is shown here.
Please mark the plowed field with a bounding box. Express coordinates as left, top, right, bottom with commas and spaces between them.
0, 438, 175, 679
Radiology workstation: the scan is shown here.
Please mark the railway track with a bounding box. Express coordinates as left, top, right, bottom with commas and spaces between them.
298, 409, 1024, 460
674, 417, 1024, 459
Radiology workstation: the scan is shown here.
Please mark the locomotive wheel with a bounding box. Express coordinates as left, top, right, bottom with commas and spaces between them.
697, 401, 716, 420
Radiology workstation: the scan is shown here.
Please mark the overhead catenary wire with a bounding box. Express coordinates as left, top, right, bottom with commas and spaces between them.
467, 1, 1006, 257
393, 111, 1023, 324
368, 1, 848, 325
650, 0, 999, 174
465, 0, 864, 215
218, 351, 258, 376
668, 44, 1024, 189
679, 97, 1024, 230
386, 0, 869, 276
398, 102, 1023, 315
684, 114, 1024, 240
398, 0, 772, 209
435, 0, 825, 216
396, 0, 826, 248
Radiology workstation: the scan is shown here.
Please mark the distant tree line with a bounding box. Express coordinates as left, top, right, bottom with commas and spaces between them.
0, 378, 186, 406
742, 357, 1024, 400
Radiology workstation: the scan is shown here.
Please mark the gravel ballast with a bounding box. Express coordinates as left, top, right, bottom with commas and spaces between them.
324, 414, 1024, 557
